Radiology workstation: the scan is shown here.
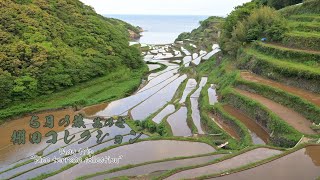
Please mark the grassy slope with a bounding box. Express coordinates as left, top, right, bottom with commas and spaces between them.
242, 48, 320, 82
0, 66, 147, 123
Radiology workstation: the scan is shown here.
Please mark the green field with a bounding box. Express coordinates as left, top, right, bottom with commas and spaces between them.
0, 66, 147, 123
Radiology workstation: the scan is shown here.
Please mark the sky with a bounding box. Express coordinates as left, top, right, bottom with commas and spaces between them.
80, 0, 252, 16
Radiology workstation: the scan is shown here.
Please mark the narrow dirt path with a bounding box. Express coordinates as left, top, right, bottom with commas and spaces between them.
235, 88, 317, 135
240, 72, 320, 107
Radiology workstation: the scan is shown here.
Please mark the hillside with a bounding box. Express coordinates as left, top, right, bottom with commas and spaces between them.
176, 16, 224, 51
209, 0, 320, 145
0, 0, 145, 116
1, 1, 319, 178
176, 0, 320, 147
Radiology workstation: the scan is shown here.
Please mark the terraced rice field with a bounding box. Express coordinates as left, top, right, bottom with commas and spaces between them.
2, 3, 320, 177
214, 146, 320, 180
47, 140, 216, 179
165, 148, 281, 180
0, 43, 223, 179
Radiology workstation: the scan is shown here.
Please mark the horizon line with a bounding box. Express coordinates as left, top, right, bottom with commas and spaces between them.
103, 14, 226, 17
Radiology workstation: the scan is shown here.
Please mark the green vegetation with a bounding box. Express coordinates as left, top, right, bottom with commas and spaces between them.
132, 78, 191, 137
279, 0, 320, 16
0, 0, 144, 111
0, 67, 146, 123
289, 21, 320, 32
186, 0, 320, 149
282, 31, 320, 50
3, 0, 320, 178
252, 42, 320, 66
258, 0, 302, 10
288, 14, 320, 22
243, 48, 320, 77
176, 16, 224, 51
238, 48, 320, 93
223, 6, 288, 55
195, 57, 252, 149
193, 54, 306, 147
219, 1, 259, 55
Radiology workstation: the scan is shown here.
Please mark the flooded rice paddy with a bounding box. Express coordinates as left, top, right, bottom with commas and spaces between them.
214, 146, 320, 180
208, 85, 218, 105
167, 107, 192, 136
47, 140, 215, 179
190, 77, 208, 134
152, 104, 176, 124
93, 154, 225, 179
2, 42, 310, 180
222, 105, 269, 144
147, 64, 161, 71
0, 109, 75, 167
236, 88, 317, 135
131, 75, 187, 120
202, 44, 221, 60
182, 56, 192, 67
165, 148, 281, 180
179, 79, 197, 104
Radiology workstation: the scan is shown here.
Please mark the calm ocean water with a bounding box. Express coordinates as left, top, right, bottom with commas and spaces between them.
105, 15, 209, 44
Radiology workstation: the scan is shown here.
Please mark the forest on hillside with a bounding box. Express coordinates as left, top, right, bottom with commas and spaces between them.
0, 0, 144, 108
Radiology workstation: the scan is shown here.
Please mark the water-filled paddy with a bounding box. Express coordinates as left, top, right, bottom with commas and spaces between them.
179, 79, 197, 104
152, 104, 176, 124
92, 154, 224, 179
0, 109, 75, 167
213, 146, 320, 180
165, 148, 281, 180
47, 140, 215, 179
167, 107, 192, 136
222, 105, 269, 144
96, 74, 180, 117
131, 75, 187, 120
208, 85, 218, 105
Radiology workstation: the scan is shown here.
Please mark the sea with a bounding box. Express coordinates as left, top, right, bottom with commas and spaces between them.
104, 15, 209, 44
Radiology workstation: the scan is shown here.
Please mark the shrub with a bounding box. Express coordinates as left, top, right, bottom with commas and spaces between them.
220, 1, 259, 55
238, 6, 288, 42
176, 32, 191, 41
223, 6, 288, 55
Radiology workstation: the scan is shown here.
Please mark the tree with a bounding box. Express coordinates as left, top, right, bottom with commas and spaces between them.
13, 75, 38, 100
222, 6, 288, 55
0, 70, 14, 107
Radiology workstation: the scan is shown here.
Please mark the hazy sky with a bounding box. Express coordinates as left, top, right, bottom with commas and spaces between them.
80, 0, 252, 16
